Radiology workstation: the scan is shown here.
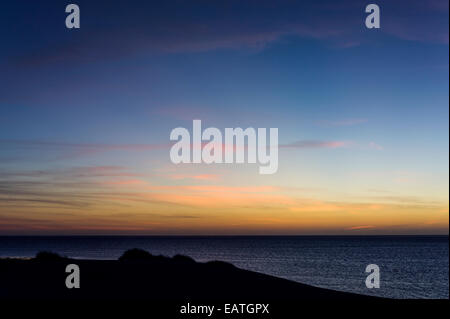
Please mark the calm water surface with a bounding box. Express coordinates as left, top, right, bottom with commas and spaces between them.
0, 235, 447, 299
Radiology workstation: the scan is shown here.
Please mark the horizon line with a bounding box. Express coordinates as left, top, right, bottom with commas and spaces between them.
0, 234, 448, 237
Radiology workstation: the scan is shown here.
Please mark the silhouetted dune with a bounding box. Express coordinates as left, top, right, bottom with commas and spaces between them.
0, 249, 379, 301
35, 251, 68, 261
118, 248, 157, 261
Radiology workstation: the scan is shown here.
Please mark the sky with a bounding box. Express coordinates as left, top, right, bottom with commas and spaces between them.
0, 0, 448, 235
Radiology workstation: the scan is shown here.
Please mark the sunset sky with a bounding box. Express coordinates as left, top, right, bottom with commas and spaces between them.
0, 0, 448, 235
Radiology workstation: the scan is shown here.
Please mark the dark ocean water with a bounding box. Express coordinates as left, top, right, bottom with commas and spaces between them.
0, 235, 448, 299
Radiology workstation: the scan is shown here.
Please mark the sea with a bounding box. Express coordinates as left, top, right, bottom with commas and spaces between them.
0, 235, 448, 299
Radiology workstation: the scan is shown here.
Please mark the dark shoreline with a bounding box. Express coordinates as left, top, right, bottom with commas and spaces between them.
1, 250, 448, 318
0, 250, 379, 301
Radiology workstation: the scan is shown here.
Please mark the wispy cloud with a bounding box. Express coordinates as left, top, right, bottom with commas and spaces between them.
316, 118, 368, 127
169, 174, 221, 181
103, 179, 149, 186
368, 142, 383, 151
347, 225, 376, 230
382, 0, 449, 44
0, 166, 143, 179
11, 17, 347, 68
280, 140, 352, 149
0, 139, 168, 160
280, 140, 383, 151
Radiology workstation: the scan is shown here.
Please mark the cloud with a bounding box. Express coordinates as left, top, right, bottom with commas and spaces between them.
368, 195, 443, 207
103, 179, 149, 186
0, 166, 143, 180
382, 0, 449, 44
1, 167, 448, 234
280, 140, 352, 149
142, 191, 290, 208
0, 165, 151, 210
280, 140, 383, 151
151, 106, 214, 121
316, 118, 368, 127
0, 139, 168, 160
182, 185, 279, 193
3, 0, 447, 71
368, 142, 383, 151
347, 225, 376, 230
0, 162, 289, 211
169, 174, 221, 181
10, 8, 349, 68
288, 200, 383, 213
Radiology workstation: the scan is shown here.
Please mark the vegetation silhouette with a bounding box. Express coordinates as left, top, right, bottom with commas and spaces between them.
0, 248, 379, 301
118, 248, 156, 261
35, 251, 67, 261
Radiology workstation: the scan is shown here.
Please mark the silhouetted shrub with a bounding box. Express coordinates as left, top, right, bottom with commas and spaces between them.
119, 248, 154, 261
206, 260, 236, 270
35, 251, 65, 261
173, 254, 196, 264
